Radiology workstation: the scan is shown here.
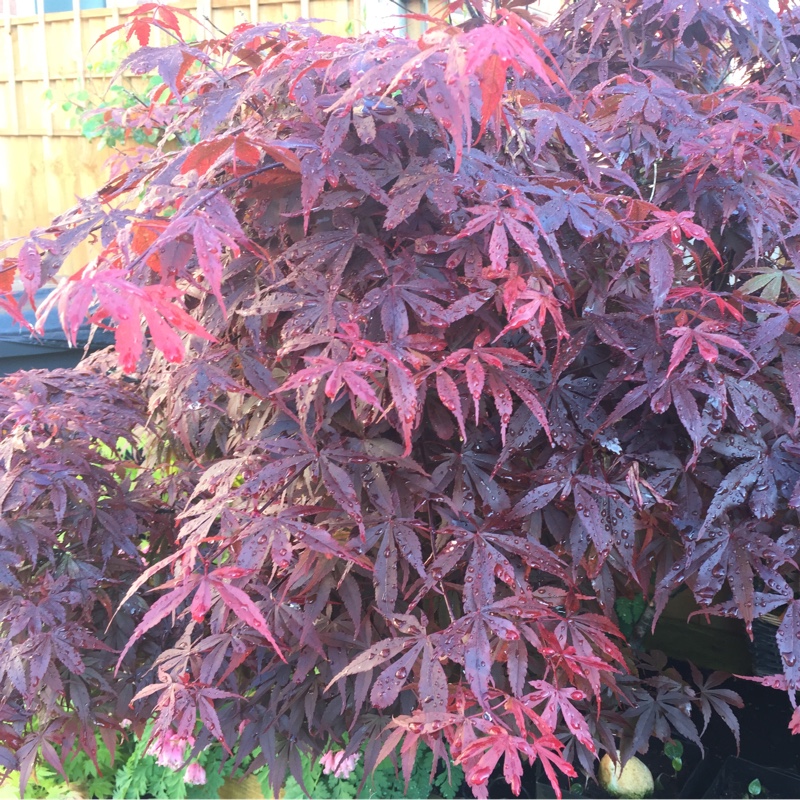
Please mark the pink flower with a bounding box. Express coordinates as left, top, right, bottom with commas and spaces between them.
319, 751, 337, 773
184, 761, 207, 786
319, 750, 360, 780
335, 754, 359, 779
146, 732, 195, 771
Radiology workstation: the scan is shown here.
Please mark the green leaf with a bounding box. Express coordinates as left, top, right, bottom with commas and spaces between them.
739, 271, 783, 301
614, 597, 635, 637
615, 597, 634, 625
281, 776, 305, 799
80, 116, 105, 140
435, 763, 464, 800
664, 739, 683, 760
785, 273, 800, 298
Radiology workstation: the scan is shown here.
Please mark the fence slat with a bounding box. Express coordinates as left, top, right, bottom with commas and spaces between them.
73, 0, 84, 90
3, 1, 19, 134
196, 0, 211, 38
37, 0, 53, 135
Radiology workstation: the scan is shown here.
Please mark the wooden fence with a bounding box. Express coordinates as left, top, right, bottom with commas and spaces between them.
0, 0, 366, 247
1, 0, 558, 249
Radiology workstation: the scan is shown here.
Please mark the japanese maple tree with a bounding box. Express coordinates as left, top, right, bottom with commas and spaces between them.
2, 0, 800, 796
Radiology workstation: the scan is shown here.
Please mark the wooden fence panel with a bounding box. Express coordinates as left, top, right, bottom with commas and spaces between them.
0, 0, 357, 246
0, 0, 565, 254
0, 134, 109, 267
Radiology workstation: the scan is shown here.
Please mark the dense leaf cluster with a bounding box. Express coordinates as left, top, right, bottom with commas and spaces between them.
2, 0, 800, 796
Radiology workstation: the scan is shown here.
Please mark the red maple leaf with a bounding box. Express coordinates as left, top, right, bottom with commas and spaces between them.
634, 209, 722, 263
666, 320, 756, 376
790, 706, 800, 735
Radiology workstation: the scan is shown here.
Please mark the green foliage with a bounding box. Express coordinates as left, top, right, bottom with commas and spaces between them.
663, 739, 684, 773
747, 778, 762, 797
61, 79, 164, 149
55, 40, 198, 150
12, 726, 460, 800
614, 594, 647, 640
99, 722, 220, 800
279, 743, 463, 800
25, 736, 114, 799
112, 723, 184, 800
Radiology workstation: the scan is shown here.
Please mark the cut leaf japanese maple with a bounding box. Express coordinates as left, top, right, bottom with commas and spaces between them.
3, 0, 800, 797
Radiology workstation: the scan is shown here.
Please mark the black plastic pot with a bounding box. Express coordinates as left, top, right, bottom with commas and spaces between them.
0, 287, 114, 377
702, 757, 800, 799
